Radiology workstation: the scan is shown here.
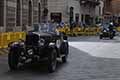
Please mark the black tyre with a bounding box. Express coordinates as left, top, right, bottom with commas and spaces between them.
48, 49, 57, 73
8, 50, 19, 70
61, 42, 69, 63
110, 36, 113, 39
62, 55, 67, 63
100, 35, 102, 39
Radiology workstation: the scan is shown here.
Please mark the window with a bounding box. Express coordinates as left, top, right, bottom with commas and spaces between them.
0, 1, 4, 26
28, 0, 32, 26
99, 6, 101, 15
75, 13, 79, 23
69, 7, 74, 25
16, 0, 21, 26
38, 3, 41, 23
41, 0, 47, 7
81, 14, 84, 23
50, 13, 62, 23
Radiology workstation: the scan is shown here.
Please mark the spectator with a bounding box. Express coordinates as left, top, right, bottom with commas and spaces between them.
22, 24, 27, 31
60, 21, 65, 28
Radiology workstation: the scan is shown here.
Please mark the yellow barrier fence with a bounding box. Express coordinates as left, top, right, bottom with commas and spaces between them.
0, 26, 119, 48
0, 32, 26, 49
0, 34, 2, 48
116, 27, 120, 32
59, 27, 101, 36
57, 26, 120, 36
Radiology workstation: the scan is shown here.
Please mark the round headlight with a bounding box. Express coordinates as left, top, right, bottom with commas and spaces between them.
103, 30, 107, 32
18, 39, 25, 46
39, 38, 45, 46
11, 42, 19, 46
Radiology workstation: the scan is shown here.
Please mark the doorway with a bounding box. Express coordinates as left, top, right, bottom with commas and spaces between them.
50, 13, 62, 23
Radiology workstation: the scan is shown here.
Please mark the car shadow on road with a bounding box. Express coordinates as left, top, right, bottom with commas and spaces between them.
3, 58, 70, 77
2, 46, 120, 79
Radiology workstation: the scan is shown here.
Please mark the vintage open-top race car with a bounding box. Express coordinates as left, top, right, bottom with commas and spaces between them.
8, 23, 69, 73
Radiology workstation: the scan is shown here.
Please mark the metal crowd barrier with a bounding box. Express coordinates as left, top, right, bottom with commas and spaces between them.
0, 26, 120, 48
57, 26, 101, 36
116, 26, 120, 32
0, 32, 26, 48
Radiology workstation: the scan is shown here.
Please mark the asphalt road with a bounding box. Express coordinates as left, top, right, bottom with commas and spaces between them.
1, 36, 120, 80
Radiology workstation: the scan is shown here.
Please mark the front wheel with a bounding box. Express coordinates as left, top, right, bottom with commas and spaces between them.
8, 50, 19, 70
48, 49, 57, 73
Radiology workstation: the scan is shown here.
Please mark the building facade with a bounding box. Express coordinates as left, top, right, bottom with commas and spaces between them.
111, 0, 120, 23
80, 0, 102, 25
0, 0, 105, 32
103, 0, 120, 23
104, 0, 120, 16
112, 0, 120, 16
48, 0, 102, 25
0, 0, 48, 32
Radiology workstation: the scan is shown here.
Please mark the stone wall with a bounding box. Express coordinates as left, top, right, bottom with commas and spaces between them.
0, 0, 47, 32
48, 0, 99, 24
48, 0, 81, 23
111, 0, 120, 16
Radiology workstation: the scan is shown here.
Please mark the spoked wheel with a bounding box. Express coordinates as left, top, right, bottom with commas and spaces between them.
100, 35, 102, 39
8, 50, 19, 70
62, 55, 67, 63
48, 49, 57, 73
8, 49, 25, 71
62, 42, 69, 63
110, 35, 113, 39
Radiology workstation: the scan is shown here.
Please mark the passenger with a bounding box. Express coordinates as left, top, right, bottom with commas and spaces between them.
48, 20, 56, 33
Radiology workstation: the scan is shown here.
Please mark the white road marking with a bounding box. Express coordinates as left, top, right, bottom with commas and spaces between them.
69, 42, 120, 59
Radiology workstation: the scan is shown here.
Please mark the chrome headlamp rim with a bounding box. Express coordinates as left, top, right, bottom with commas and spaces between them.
39, 38, 45, 46
9, 39, 25, 47
18, 39, 25, 46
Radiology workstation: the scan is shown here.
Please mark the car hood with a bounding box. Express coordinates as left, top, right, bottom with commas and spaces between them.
32, 32, 53, 36
27, 31, 59, 37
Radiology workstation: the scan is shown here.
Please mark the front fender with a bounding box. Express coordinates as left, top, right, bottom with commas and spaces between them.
9, 45, 20, 53
47, 43, 59, 55
9, 42, 24, 52
48, 43, 57, 51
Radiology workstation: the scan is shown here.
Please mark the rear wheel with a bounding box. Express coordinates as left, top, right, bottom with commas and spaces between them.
100, 35, 102, 39
62, 55, 67, 63
61, 42, 69, 63
48, 49, 57, 73
110, 36, 113, 39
